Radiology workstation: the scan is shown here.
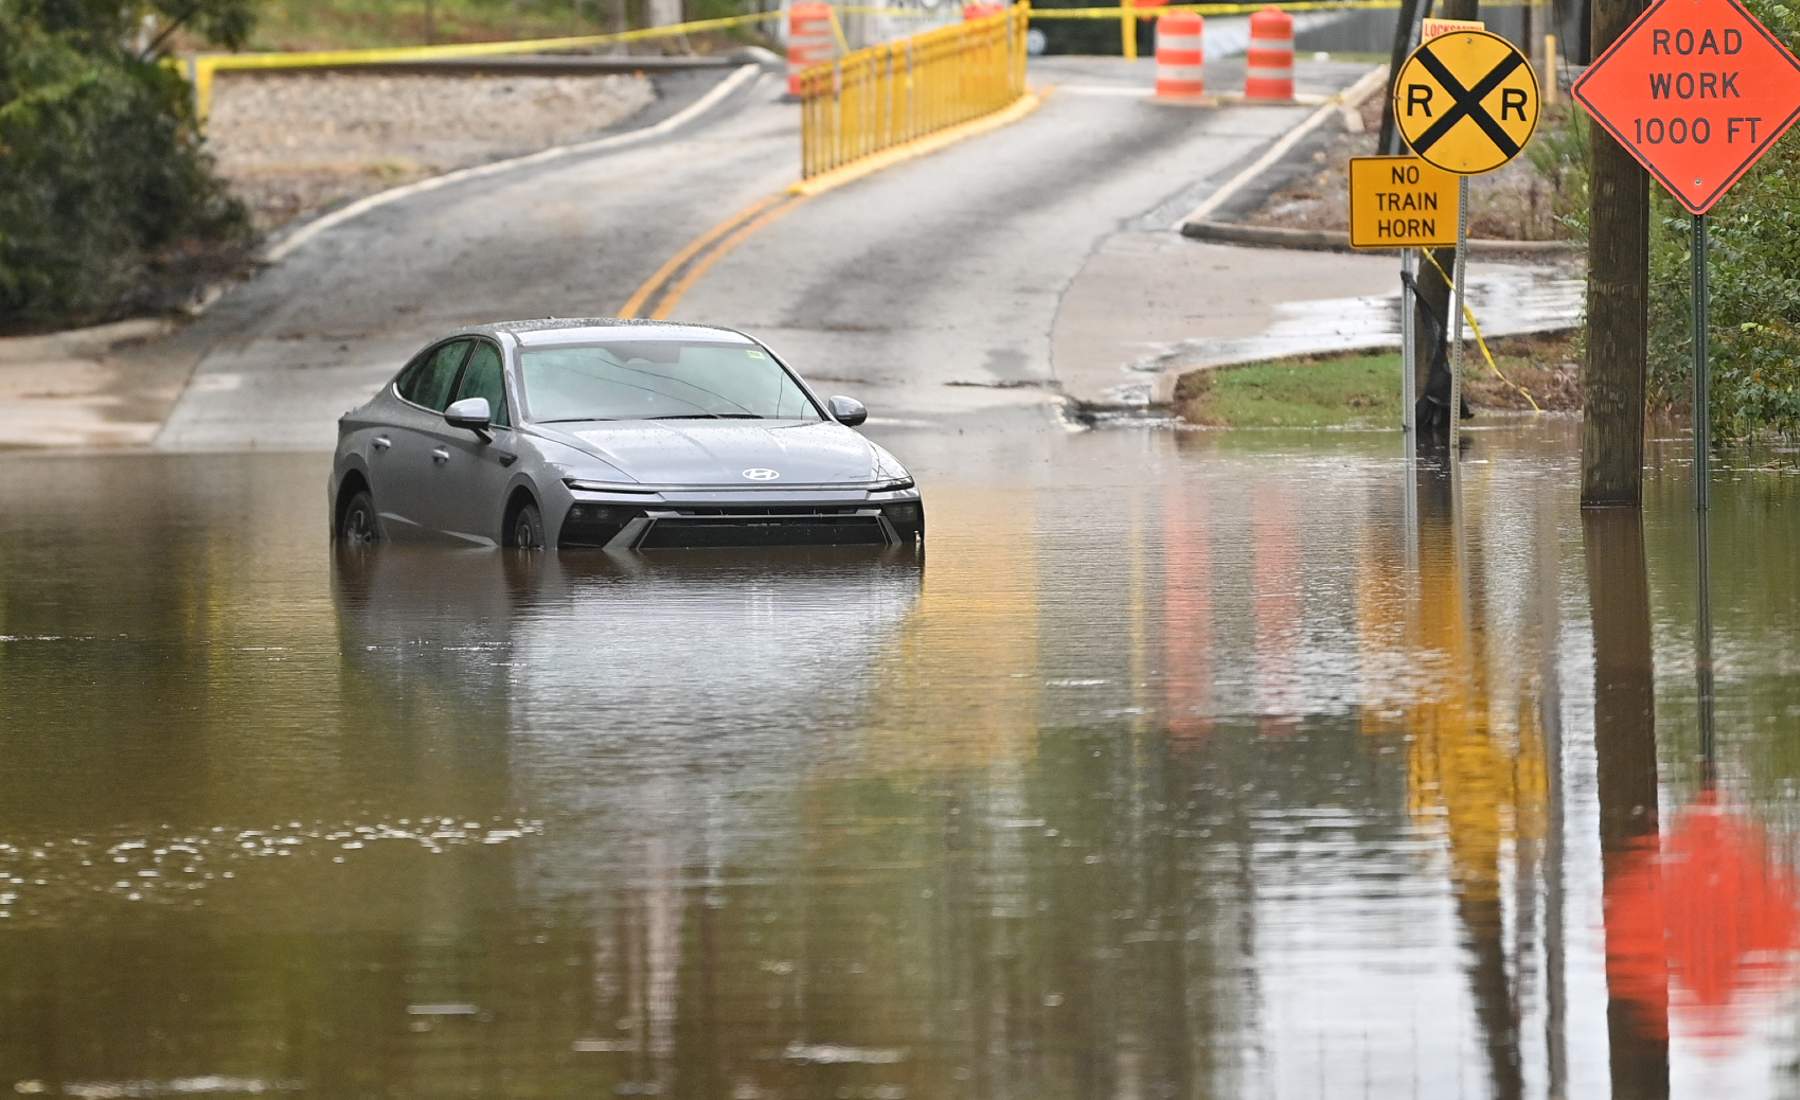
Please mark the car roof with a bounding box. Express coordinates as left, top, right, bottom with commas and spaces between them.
455, 318, 757, 348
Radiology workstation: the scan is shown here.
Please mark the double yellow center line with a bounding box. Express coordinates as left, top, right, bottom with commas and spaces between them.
616, 192, 806, 320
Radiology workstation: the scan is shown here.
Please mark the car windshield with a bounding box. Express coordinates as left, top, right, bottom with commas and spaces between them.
520, 341, 822, 422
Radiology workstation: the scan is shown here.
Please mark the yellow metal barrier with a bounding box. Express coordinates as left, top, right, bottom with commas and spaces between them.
184, 10, 783, 120
798, 4, 1030, 180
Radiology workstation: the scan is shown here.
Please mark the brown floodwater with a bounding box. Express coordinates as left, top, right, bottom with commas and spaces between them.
1, 419, 1797, 1099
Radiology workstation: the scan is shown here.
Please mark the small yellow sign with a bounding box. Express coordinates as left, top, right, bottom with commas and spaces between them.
1395, 29, 1541, 175
1421, 17, 1483, 40
1348, 156, 1461, 248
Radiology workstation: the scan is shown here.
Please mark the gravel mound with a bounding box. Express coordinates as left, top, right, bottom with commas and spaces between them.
206, 71, 656, 231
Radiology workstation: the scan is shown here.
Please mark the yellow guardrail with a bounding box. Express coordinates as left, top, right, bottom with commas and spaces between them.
798, 4, 1030, 179
182, 10, 784, 120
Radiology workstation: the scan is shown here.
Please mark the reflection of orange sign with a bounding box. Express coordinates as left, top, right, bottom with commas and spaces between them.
1162, 485, 1213, 740
1606, 794, 1800, 1043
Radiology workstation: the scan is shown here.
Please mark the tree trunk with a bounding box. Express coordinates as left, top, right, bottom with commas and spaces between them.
1581, 0, 1650, 505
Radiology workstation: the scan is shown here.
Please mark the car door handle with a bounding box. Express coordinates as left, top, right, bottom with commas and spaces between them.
432, 447, 451, 464
372, 436, 392, 451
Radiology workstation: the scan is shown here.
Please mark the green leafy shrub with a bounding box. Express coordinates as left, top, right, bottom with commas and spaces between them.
0, 2, 252, 331
1643, 0, 1800, 437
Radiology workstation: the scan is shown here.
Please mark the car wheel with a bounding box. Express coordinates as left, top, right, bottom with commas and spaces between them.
339, 489, 381, 545
509, 500, 546, 550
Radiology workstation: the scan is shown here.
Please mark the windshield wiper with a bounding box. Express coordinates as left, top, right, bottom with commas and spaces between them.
535, 417, 619, 424
649, 413, 765, 420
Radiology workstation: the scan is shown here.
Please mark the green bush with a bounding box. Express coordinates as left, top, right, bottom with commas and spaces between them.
1643, 0, 1800, 437
0, 2, 252, 331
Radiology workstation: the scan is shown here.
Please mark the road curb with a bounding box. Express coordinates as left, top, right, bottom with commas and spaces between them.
264, 61, 768, 264
1174, 65, 1386, 228
1179, 219, 1582, 257
0, 318, 174, 362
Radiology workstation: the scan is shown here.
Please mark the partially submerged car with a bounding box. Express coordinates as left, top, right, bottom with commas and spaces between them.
329, 319, 924, 550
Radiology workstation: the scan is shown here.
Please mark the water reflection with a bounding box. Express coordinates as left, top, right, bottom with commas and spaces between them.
2, 433, 1800, 1098
1590, 508, 1800, 1085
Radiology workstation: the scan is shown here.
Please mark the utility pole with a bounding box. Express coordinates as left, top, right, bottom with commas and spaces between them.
1378, 0, 1429, 153
1580, 0, 1650, 504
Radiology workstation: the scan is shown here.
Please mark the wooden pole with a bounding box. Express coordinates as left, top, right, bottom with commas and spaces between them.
1580, 0, 1650, 505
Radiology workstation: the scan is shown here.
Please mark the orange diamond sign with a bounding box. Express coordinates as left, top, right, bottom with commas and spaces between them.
1574, 0, 1800, 213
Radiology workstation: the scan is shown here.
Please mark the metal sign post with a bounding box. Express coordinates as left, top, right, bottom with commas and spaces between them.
1693, 213, 1710, 511
1448, 177, 1469, 453
1401, 248, 1416, 434
1392, 29, 1540, 459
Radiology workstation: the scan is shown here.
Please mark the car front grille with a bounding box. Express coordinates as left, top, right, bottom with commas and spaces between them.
665, 505, 869, 517
637, 511, 889, 549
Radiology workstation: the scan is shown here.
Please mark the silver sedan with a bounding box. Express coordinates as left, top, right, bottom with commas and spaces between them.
329, 319, 924, 550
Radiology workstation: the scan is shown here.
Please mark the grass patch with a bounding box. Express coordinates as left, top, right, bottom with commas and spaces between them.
1174, 333, 1581, 429
1176, 354, 1404, 429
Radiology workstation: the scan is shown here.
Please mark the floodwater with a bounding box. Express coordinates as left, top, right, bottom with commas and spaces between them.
1, 419, 1797, 1099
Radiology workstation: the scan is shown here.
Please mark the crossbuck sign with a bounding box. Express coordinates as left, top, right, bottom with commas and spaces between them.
1394, 30, 1541, 175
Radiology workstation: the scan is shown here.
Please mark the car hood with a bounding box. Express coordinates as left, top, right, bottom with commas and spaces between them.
533, 419, 904, 487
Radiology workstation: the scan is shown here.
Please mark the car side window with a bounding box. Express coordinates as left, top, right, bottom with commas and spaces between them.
400, 340, 471, 412
452, 341, 510, 428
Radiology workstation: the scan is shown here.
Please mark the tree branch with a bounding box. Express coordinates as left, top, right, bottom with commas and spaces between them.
141, 3, 205, 60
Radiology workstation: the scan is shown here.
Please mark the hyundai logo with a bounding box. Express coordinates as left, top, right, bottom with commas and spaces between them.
741, 468, 781, 481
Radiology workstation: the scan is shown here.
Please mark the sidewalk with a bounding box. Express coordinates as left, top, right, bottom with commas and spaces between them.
1051, 235, 1584, 411
0, 321, 181, 449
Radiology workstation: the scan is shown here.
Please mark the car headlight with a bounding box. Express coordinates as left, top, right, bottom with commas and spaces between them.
872, 476, 915, 492
564, 478, 657, 494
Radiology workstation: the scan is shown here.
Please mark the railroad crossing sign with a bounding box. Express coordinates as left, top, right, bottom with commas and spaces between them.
1348, 156, 1460, 247
1395, 30, 1542, 174
1571, 0, 1800, 214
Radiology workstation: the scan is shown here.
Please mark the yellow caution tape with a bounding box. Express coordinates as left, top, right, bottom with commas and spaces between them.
195, 10, 782, 72
826, 6, 854, 53
1418, 247, 1541, 413
1030, 0, 1531, 16
182, 10, 787, 118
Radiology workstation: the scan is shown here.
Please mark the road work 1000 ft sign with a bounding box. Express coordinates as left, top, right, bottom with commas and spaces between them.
1573, 0, 1800, 213
1348, 156, 1460, 247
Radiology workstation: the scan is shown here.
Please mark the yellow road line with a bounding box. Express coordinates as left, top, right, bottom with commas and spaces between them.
648, 197, 804, 320
617, 194, 784, 319
623, 86, 1046, 320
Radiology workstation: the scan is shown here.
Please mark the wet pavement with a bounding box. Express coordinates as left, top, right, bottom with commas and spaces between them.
2, 419, 1797, 1098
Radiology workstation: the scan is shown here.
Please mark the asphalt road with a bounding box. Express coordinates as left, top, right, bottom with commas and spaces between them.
153, 56, 1375, 451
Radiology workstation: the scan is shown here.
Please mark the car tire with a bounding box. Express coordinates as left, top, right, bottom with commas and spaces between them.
338, 489, 381, 545
509, 500, 546, 550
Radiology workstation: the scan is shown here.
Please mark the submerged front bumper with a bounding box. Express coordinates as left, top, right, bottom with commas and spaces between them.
556, 486, 924, 550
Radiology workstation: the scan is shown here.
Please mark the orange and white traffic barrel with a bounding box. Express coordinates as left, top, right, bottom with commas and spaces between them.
1154, 12, 1205, 101
962, 2, 1003, 18
787, 3, 836, 97
1244, 6, 1295, 102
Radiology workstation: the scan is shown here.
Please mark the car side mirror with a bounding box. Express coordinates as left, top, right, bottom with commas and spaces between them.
445, 397, 492, 440
828, 395, 868, 427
